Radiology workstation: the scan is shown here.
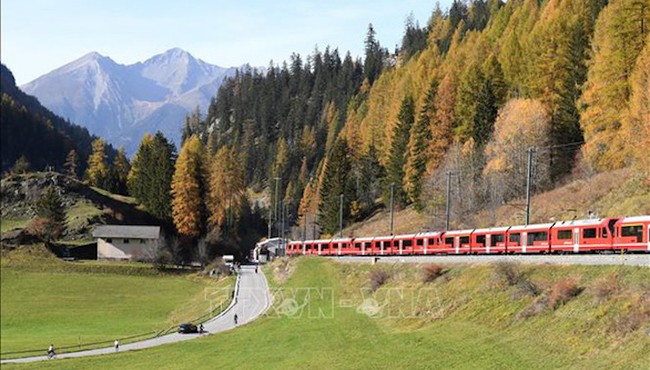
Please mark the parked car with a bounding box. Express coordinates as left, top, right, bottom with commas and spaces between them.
178, 323, 198, 334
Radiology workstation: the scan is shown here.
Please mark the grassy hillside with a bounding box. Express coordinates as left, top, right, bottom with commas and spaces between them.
0, 247, 234, 357
9, 257, 648, 369
344, 167, 650, 237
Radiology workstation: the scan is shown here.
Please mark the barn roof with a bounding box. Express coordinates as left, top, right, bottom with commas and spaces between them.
92, 225, 160, 239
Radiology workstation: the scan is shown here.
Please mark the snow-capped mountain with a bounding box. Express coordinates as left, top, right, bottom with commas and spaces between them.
21, 48, 238, 155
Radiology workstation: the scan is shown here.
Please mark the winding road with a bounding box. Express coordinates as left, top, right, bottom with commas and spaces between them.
1, 265, 271, 364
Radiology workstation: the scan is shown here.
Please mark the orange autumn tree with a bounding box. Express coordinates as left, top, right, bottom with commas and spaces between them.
171, 135, 207, 238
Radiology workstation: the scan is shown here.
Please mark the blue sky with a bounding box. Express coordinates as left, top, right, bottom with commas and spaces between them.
1, 0, 452, 85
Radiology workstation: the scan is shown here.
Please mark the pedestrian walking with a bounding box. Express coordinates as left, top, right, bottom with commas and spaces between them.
199, 323, 204, 334
47, 344, 55, 359
234, 313, 238, 325
114, 339, 120, 352
255, 266, 258, 273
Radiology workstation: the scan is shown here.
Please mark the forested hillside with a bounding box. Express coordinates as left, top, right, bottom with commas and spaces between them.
0, 64, 117, 175
179, 0, 649, 238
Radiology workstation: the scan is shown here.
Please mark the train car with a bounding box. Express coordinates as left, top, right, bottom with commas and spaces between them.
471, 226, 509, 254
393, 234, 417, 255
352, 237, 375, 255
286, 240, 303, 256
440, 229, 473, 254
331, 238, 353, 256
613, 216, 650, 252
371, 235, 395, 255
305, 239, 328, 255
412, 232, 440, 255
550, 218, 614, 253
506, 223, 553, 253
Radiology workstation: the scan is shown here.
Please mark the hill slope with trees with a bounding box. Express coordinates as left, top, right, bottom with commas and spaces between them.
0, 64, 117, 175
180, 0, 649, 239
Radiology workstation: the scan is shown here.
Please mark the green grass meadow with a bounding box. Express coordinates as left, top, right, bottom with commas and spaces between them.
4, 257, 648, 369
1, 249, 233, 357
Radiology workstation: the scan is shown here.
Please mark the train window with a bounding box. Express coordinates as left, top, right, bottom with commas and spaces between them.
509, 233, 520, 244
557, 230, 572, 240
583, 228, 597, 239
321, 243, 327, 250
354, 243, 361, 249
416, 239, 424, 246
393, 241, 399, 247
492, 234, 505, 243
621, 225, 643, 242
403, 240, 412, 247
459, 236, 470, 245
527, 231, 547, 245
428, 238, 436, 246
601, 228, 607, 237
444, 237, 454, 245
476, 235, 486, 246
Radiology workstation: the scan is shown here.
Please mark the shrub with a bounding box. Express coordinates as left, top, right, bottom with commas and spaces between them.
548, 279, 582, 309
515, 279, 540, 298
516, 295, 549, 320
493, 261, 521, 286
369, 269, 391, 292
592, 274, 620, 302
421, 264, 445, 283
611, 298, 650, 337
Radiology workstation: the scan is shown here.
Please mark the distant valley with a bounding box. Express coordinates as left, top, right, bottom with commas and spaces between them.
21, 48, 239, 155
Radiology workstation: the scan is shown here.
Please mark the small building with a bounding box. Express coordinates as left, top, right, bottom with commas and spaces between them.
253, 238, 286, 263
92, 225, 160, 261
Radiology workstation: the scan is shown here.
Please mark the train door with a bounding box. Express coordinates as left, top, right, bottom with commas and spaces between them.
486, 234, 491, 254
521, 232, 528, 253
455, 237, 459, 254
573, 228, 580, 253
647, 224, 650, 251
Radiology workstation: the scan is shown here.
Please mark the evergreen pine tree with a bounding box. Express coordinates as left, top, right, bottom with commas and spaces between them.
404, 80, 437, 207
127, 132, 176, 221
33, 186, 66, 241
386, 96, 415, 208
318, 138, 353, 236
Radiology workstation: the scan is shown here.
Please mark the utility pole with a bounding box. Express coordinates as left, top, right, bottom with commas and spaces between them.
267, 207, 272, 239
274, 177, 280, 238
525, 147, 534, 226
339, 193, 344, 238
389, 183, 395, 235
445, 171, 453, 231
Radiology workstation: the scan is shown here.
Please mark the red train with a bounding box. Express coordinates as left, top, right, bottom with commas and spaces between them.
286, 216, 650, 256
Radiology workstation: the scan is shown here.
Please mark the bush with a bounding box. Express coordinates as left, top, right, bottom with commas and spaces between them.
514, 279, 540, 298
592, 274, 620, 302
516, 295, 549, 320
421, 264, 445, 283
369, 269, 391, 292
548, 279, 582, 309
493, 261, 521, 286
492, 261, 539, 298
611, 297, 650, 337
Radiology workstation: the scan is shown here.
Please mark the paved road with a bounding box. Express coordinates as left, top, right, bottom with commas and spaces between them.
1, 265, 271, 364
331, 254, 650, 266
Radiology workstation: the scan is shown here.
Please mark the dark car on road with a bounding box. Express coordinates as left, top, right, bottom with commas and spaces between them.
178, 323, 198, 334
